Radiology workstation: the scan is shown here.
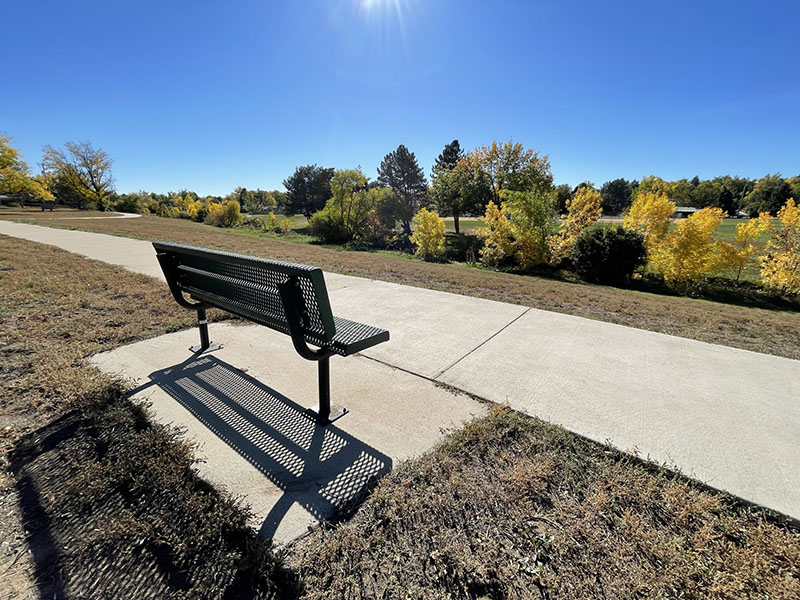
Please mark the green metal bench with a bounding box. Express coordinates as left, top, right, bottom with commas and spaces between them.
153, 242, 389, 424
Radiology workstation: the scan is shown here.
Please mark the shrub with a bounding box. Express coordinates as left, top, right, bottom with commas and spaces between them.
444, 232, 483, 263
205, 199, 243, 228
112, 194, 143, 213
410, 208, 446, 260
571, 226, 647, 284
476, 200, 514, 267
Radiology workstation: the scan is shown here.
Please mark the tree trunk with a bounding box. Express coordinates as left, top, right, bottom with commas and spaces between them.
453, 212, 460, 234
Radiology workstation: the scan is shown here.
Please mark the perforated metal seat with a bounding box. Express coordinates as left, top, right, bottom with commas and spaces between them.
153, 242, 390, 423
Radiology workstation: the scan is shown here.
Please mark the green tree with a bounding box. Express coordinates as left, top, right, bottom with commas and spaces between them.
690, 180, 723, 208
744, 174, 792, 216
554, 183, 572, 214
502, 187, 559, 268
377, 144, 428, 235
283, 165, 335, 219
470, 140, 553, 204
41, 141, 114, 210
429, 156, 491, 233
432, 139, 463, 174
600, 178, 633, 215
310, 169, 393, 244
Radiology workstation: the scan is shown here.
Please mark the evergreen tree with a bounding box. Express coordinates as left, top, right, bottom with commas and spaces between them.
377, 144, 428, 234
433, 139, 463, 175
282, 165, 335, 219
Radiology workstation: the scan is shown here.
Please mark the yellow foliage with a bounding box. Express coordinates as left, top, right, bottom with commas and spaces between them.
476, 201, 514, 267
623, 191, 676, 252
714, 214, 770, 281
760, 199, 800, 295
410, 208, 446, 260
547, 186, 603, 265
650, 207, 726, 284
205, 200, 243, 228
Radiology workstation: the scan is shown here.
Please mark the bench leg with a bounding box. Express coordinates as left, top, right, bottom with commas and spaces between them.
190, 307, 222, 353
315, 357, 346, 425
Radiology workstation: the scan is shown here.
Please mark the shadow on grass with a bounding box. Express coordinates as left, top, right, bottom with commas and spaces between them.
133, 355, 392, 538
10, 413, 172, 600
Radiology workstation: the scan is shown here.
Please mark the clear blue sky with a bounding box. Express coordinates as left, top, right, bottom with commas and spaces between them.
4, 0, 799, 196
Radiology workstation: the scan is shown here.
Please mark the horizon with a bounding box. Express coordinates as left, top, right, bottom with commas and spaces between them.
4, 0, 800, 196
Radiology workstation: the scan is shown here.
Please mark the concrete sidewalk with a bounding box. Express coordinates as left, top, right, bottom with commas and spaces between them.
2, 219, 799, 533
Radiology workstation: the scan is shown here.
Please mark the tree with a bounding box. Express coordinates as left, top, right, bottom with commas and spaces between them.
744, 174, 792, 216
41, 141, 114, 210
715, 214, 770, 282
310, 169, 390, 244
715, 175, 754, 214
623, 190, 676, 253
787, 176, 800, 203
410, 208, 446, 260
600, 178, 633, 215
470, 140, 553, 204
650, 207, 726, 286
283, 165, 335, 219
502, 187, 559, 268
548, 185, 603, 265
205, 199, 243, 228
0, 134, 53, 202
476, 200, 514, 267
432, 139, 463, 174
760, 199, 800, 295
554, 184, 572, 214
429, 156, 491, 233
377, 144, 428, 235
690, 180, 723, 208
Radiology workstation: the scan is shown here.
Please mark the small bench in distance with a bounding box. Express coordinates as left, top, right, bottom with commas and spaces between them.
153, 242, 389, 424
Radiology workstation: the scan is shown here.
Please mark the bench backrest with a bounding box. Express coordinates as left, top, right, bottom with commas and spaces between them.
153, 242, 336, 344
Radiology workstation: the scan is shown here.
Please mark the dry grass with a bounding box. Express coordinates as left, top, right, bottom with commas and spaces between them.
288, 406, 800, 599
4, 208, 799, 360
0, 235, 285, 599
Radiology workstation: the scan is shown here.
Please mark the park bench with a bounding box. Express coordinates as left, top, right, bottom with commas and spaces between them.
153, 242, 389, 424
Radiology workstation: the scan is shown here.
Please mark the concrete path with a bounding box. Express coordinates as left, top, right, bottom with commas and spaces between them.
2, 219, 798, 533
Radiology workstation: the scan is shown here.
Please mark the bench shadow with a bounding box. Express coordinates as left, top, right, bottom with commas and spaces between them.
132, 354, 392, 539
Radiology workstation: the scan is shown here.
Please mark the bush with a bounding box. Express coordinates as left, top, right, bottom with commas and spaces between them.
410, 208, 446, 260
444, 232, 483, 263
205, 200, 243, 228
571, 226, 647, 284
112, 194, 142, 213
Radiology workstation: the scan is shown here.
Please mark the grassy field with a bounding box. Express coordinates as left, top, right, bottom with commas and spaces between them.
3, 206, 799, 361
2, 234, 798, 599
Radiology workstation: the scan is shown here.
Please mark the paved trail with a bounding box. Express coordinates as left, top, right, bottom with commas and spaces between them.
2, 219, 798, 539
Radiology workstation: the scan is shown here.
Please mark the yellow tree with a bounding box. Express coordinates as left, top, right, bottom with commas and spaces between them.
0, 134, 53, 202
476, 200, 514, 267
469, 140, 552, 205
714, 214, 770, 281
547, 185, 603, 265
650, 207, 726, 285
623, 190, 676, 252
410, 208, 446, 260
760, 199, 800, 295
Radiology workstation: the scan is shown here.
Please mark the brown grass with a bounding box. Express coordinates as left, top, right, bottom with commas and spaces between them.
4, 208, 799, 360
288, 406, 800, 599
0, 235, 284, 599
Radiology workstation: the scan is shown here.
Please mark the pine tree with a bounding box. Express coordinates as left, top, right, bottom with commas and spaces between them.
377, 145, 428, 235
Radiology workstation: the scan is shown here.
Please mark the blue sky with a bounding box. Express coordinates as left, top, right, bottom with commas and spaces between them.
4, 0, 799, 196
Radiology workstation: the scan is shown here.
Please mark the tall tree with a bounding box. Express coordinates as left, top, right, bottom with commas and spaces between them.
432, 139, 463, 175
469, 140, 553, 204
429, 157, 491, 233
282, 165, 335, 219
41, 141, 114, 209
600, 178, 633, 215
744, 174, 792, 216
377, 144, 428, 235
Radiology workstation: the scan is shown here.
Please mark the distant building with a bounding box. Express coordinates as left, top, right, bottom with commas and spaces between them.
671, 206, 698, 219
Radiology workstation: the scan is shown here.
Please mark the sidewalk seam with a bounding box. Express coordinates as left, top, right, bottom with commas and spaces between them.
431, 307, 532, 380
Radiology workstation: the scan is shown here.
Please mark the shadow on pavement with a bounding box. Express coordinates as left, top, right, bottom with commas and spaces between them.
134, 354, 392, 538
